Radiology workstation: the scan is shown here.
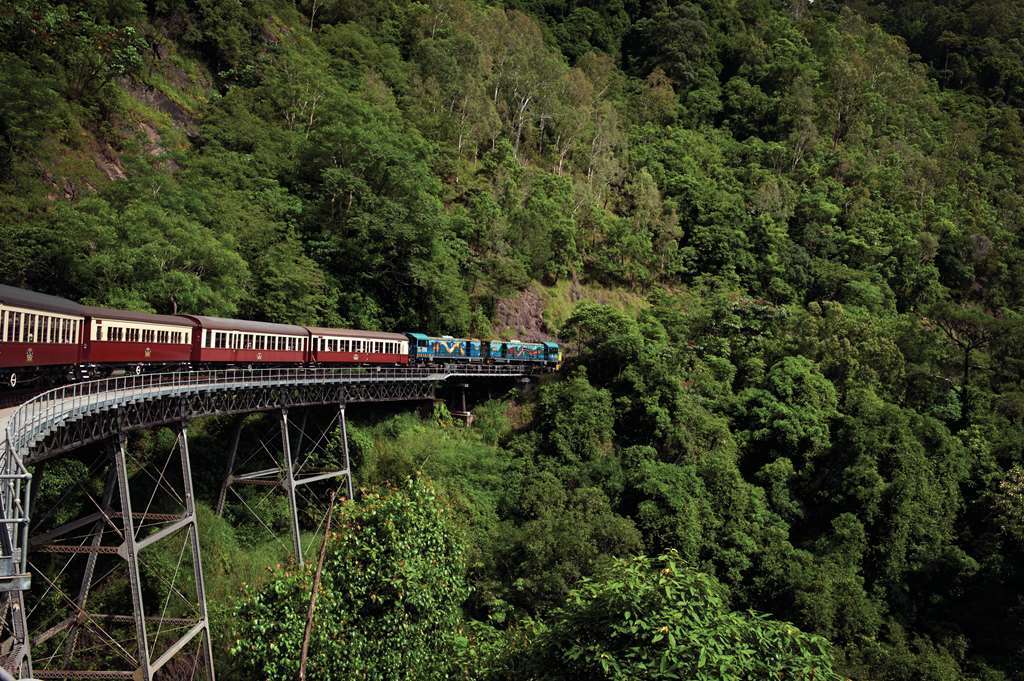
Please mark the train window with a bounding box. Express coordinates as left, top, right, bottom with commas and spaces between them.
10, 312, 21, 343
0, 310, 5, 342
39, 317, 48, 343
23, 313, 35, 342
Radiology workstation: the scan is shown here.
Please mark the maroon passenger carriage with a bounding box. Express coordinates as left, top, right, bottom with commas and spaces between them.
0, 285, 86, 387
84, 306, 195, 375
308, 327, 409, 365
183, 315, 310, 367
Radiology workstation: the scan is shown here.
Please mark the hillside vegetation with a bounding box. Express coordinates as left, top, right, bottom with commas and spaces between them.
5, 0, 1024, 678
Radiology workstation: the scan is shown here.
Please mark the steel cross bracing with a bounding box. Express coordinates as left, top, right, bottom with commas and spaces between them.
25, 427, 215, 680
0, 364, 533, 678
215, 405, 355, 567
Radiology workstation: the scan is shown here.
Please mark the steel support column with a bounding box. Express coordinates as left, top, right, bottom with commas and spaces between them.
113, 434, 151, 680
280, 409, 303, 566
339, 404, 354, 501
215, 419, 243, 517
176, 424, 216, 681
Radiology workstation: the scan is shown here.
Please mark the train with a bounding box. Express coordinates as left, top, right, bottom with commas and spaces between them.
0, 285, 561, 388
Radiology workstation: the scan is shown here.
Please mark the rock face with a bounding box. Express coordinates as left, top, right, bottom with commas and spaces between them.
493, 288, 556, 342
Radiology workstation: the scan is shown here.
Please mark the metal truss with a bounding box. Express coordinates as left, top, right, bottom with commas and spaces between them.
25, 428, 214, 680
0, 365, 534, 678
26, 380, 436, 466
216, 405, 354, 566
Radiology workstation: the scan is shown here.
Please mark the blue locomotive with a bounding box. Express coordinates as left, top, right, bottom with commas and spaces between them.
408, 333, 560, 367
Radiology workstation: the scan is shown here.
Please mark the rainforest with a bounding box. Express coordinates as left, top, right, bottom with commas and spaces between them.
3, 0, 1024, 678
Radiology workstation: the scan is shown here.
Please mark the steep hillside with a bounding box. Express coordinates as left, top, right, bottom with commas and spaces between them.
6, 0, 1024, 678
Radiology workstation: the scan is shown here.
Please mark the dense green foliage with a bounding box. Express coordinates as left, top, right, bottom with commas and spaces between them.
518, 551, 839, 680
7, 0, 1024, 678
230, 479, 467, 679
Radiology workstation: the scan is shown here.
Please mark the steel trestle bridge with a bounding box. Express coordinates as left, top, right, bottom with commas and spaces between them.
0, 364, 534, 679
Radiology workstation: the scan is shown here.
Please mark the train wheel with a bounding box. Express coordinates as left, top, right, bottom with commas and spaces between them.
8, 372, 16, 388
